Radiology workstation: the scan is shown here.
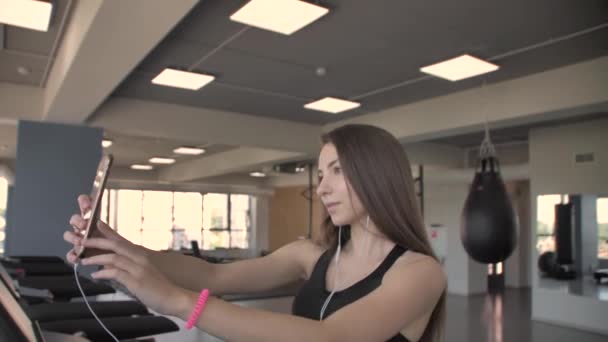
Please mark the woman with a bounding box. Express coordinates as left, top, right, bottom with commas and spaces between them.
64, 124, 446, 342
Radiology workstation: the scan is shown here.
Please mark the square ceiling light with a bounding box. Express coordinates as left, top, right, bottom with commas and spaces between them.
420, 54, 499, 81
149, 157, 175, 164
173, 146, 205, 155
304, 97, 360, 114
0, 0, 53, 32
131, 164, 154, 170
151, 68, 215, 90
230, 0, 329, 35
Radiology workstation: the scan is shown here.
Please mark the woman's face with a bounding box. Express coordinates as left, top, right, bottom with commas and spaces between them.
316, 143, 365, 226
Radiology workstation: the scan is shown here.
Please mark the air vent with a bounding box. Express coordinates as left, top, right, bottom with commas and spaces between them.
574, 152, 594, 163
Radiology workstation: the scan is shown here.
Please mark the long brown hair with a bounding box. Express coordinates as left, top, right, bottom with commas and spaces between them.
318, 124, 445, 342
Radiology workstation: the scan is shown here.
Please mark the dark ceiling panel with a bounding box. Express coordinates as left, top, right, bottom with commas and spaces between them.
335, 28, 608, 123
168, 0, 248, 46
136, 38, 215, 75
114, 72, 349, 124
114, 0, 608, 125
196, 48, 347, 99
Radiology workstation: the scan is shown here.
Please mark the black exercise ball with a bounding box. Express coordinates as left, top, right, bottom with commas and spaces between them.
538, 251, 557, 275
461, 156, 518, 264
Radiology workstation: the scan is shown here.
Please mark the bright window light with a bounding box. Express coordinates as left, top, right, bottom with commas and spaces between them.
420, 54, 499, 81
173, 147, 205, 155
230, 0, 329, 35
149, 157, 175, 164
304, 97, 360, 114
0, 0, 53, 32
151, 68, 215, 90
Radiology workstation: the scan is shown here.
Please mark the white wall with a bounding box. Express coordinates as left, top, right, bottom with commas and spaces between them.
530, 118, 608, 195
504, 181, 531, 288
425, 181, 487, 295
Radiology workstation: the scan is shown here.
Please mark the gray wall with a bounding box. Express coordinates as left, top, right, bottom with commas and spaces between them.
572, 195, 599, 275
5, 120, 102, 257
530, 118, 608, 335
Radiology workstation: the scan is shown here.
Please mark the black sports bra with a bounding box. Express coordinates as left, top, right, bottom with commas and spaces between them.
292, 244, 411, 342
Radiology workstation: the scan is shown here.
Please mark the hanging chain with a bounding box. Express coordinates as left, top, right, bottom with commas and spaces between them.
478, 81, 496, 159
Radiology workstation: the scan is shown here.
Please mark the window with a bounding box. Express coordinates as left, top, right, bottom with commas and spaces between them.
536, 194, 569, 254
116, 190, 144, 246
99, 189, 252, 251
202, 193, 251, 250
0, 177, 7, 255
100, 189, 113, 227
230, 194, 251, 249
173, 192, 203, 250
598, 198, 608, 260
141, 191, 173, 251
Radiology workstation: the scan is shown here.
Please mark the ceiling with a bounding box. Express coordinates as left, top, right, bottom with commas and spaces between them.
0, 0, 606, 187
0, 0, 72, 87
113, 0, 608, 125
430, 112, 608, 148
102, 131, 235, 168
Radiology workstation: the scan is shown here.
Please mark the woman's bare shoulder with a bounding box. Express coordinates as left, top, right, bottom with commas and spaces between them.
393, 250, 446, 287
288, 239, 326, 279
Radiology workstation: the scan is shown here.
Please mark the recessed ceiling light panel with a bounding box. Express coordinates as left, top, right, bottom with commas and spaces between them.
174, 146, 205, 155
304, 97, 360, 114
420, 54, 499, 81
149, 157, 175, 164
230, 0, 329, 35
151, 68, 215, 90
131, 164, 154, 170
0, 0, 53, 32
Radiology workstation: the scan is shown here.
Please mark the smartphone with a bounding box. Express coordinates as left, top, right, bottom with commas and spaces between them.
74, 154, 113, 259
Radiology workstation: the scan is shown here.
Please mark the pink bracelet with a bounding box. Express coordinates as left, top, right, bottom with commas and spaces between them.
186, 289, 210, 330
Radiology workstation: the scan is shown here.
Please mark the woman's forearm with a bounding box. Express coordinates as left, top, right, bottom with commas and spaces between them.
174, 289, 331, 342
146, 249, 218, 293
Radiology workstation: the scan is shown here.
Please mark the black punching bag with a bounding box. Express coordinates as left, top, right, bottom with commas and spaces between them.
461, 156, 518, 264
554, 203, 573, 265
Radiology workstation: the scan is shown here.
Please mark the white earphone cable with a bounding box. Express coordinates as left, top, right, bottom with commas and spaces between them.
74, 263, 120, 342
320, 225, 342, 320
319, 216, 371, 320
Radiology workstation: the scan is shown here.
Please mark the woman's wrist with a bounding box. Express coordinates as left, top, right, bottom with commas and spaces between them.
174, 288, 200, 320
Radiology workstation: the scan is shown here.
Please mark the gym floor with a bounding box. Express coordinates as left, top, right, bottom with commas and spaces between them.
444, 289, 606, 342
143, 288, 608, 341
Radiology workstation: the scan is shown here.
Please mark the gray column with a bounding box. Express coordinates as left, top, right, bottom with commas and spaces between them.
5, 120, 102, 257
572, 195, 599, 275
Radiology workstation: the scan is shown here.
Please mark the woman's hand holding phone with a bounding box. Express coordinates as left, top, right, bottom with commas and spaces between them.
64, 194, 146, 264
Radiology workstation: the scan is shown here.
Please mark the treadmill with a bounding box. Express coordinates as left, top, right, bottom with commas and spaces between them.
0, 264, 180, 340
0, 270, 90, 342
